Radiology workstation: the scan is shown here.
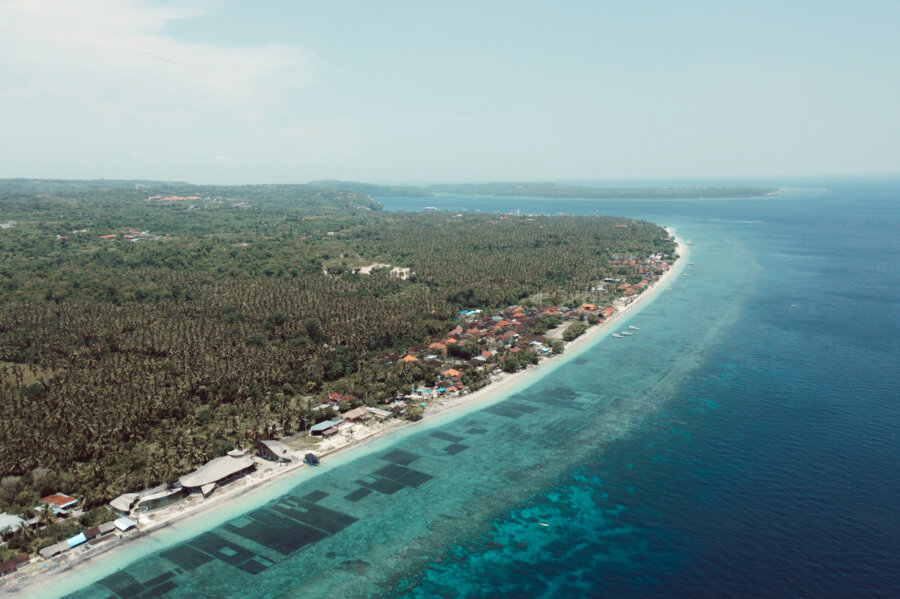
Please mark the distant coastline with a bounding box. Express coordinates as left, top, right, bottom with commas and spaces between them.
309, 179, 780, 200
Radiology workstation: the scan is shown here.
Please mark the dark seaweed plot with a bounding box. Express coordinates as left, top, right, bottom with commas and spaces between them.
94, 568, 181, 599
443, 443, 468, 455
380, 449, 420, 466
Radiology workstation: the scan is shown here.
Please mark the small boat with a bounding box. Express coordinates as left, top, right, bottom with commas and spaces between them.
304, 453, 320, 466
620, 331, 633, 336
612, 333, 623, 338
686, 240, 694, 245
790, 304, 798, 309
628, 325, 639, 330
538, 522, 550, 527
688, 262, 695, 265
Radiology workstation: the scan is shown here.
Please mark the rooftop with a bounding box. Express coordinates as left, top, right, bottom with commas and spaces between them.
43, 493, 78, 509
179, 451, 254, 489
259, 439, 292, 459
0, 512, 25, 533
310, 419, 344, 432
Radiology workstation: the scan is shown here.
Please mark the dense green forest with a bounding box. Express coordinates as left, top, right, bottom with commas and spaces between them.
0, 180, 674, 538
307, 179, 779, 199
0, 179, 382, 213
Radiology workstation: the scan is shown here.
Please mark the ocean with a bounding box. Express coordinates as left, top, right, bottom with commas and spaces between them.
44, 178, 900, 598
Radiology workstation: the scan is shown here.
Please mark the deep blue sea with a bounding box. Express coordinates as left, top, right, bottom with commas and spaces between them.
45, 178, 900, 599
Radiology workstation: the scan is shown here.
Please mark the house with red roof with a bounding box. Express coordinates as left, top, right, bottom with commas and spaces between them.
43, 493, 78, 513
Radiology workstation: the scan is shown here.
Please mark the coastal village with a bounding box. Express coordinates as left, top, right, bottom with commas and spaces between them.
0, 248, 675, 589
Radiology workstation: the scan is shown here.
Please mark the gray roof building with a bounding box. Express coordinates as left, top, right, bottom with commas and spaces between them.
257, 439, 293, 462
179, 450, 255, 494
310, 419, 344, 436
0, 512, 25, 535
39, 541, 70, 559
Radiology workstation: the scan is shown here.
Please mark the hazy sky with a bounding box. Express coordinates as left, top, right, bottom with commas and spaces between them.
1, 0, 898, 184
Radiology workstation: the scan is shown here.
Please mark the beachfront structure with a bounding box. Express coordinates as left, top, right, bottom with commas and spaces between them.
35, 521, 120, 561
0, 555, 28, 575
366, 407, 392, 421
39, 541, 70, 559
341, 406, 372, 422
114, 517, 137, 532
110, 493, 139, 515
310, 419, 344, 436
84, 521, 117, 541
179, 449, 255, 497
110, 484, 188, 516
257, 439, 293, 462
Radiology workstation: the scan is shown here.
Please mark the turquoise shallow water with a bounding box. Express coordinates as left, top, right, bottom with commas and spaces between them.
39, 179, 900, 598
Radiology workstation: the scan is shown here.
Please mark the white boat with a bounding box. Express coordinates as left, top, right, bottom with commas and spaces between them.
686, 240, 694, 245
628, 325, 639, 330
688, 262, 695, 265
612, 333, 623, 338
620, 331, 633, 336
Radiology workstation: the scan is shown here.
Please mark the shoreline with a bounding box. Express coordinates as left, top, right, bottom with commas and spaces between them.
10, 230, 688, 598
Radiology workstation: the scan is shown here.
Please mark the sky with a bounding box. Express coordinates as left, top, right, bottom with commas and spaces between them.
1, 0, 898, 184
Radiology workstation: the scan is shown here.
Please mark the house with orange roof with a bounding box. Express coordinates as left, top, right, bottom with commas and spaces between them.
580, 303, 596, 312
100, 234, 116, 239
42, 493, 78, 513
400, 355, 418, 363
443, 368, 461, 378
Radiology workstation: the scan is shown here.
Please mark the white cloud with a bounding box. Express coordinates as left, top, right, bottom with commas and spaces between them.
0, 0, 336, 181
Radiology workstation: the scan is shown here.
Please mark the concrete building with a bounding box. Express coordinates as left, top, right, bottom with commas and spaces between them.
310, 419, 344, 436
256, 439, 293, 463
179, 450, 255, 497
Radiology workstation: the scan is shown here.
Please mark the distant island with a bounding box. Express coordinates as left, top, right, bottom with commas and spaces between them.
309, 180, 780, 200
0, 178, 383, 212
